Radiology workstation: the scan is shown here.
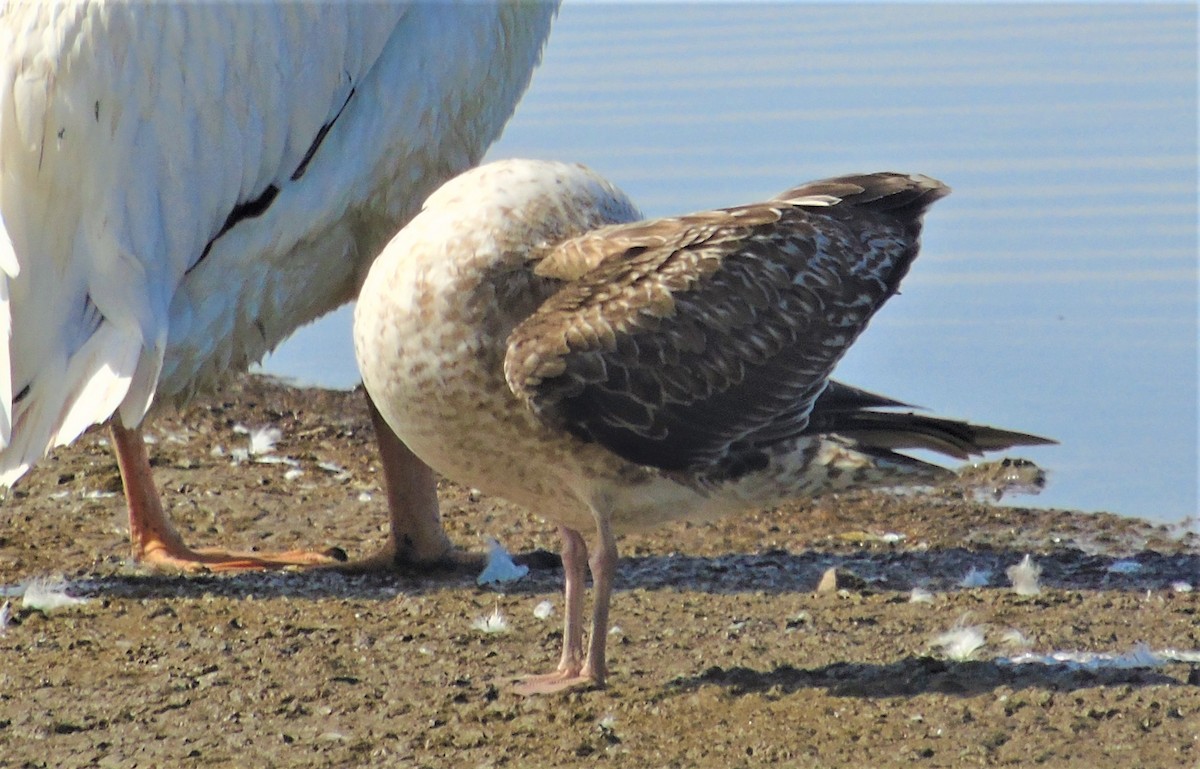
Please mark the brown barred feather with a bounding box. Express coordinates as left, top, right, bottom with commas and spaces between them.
505, 173, 953, 475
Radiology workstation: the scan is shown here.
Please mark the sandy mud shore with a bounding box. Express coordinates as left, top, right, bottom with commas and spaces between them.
1, 376, 1196, 768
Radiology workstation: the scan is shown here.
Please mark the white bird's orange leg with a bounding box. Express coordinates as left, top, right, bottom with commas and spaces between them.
111, 421, 341, 572
339, 393, 464, 573
514, 521, 614, 695
111, 390, 467, 575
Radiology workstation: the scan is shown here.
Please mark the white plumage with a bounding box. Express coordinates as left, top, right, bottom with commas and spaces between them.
0, 1, 558, 570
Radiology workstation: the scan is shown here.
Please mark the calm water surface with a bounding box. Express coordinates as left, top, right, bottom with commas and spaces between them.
259, 4, 1198, 526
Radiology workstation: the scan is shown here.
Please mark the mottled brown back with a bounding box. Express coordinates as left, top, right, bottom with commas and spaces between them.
505, 173, 950, 478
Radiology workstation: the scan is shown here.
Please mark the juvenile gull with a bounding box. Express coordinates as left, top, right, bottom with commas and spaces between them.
355, 159, 1054, 693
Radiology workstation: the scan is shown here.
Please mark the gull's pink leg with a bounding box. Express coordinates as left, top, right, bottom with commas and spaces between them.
581, 515, 618, 687
556, 526, 588, 673
112, 422, 340, 572
513, 525, 593, 695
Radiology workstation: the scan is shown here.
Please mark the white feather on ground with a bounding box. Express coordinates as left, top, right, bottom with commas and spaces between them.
471, 606, 510, 634
20, 578, 90, 612
909, 587, 935, 604
998, 628, 1033, 651
1006, 554, 1042, 596
931, 617, 987, 661
959, 567, 993, 588
476, 538, 529, 586
247, 427, 282, 456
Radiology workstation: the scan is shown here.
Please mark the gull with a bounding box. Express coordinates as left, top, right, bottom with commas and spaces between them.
355, 158, 1055, 693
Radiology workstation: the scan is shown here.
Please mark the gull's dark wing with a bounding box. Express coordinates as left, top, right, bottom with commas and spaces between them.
505, 173, 951, 479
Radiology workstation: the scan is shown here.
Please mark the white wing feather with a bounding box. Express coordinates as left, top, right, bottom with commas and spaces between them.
0, 216, 14, 448
0, 1, 557, 486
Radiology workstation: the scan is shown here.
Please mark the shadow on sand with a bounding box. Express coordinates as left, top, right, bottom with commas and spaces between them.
669, 655, 1192, 698
63, 545, 1199, 602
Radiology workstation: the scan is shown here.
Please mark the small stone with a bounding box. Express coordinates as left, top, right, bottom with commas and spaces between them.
816, 567, 839, 594
816, 567, 868, 594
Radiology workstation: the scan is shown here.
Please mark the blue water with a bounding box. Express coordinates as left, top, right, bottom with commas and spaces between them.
258, 4, 1198, 525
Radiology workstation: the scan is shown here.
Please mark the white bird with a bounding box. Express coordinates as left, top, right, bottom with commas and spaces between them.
0, 2, 558, 571
355, 159, 1055, 692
